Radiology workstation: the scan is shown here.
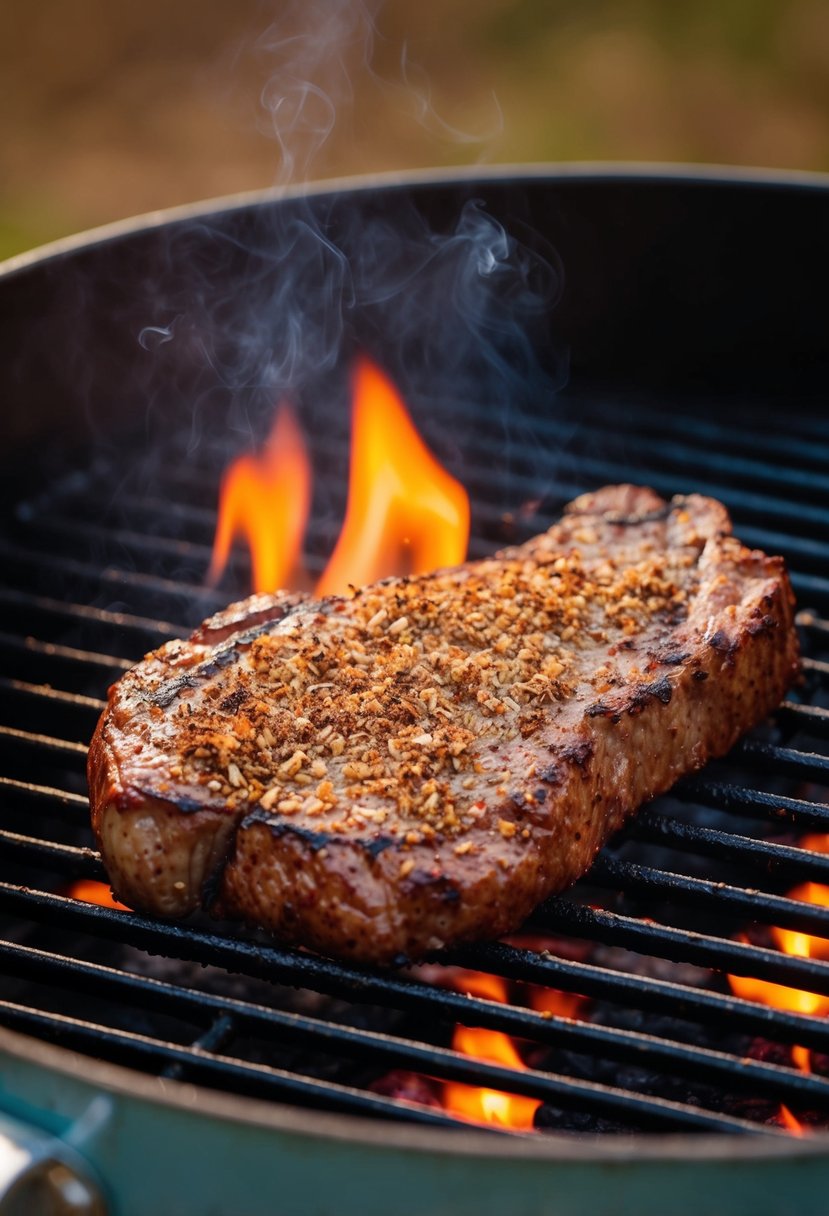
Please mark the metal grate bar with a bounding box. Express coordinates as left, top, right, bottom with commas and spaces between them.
532, 899, 829, 993
0, 776, 90, 815
3, 826, 829, 1010
801, 614, 829, 645
109, 436, 829, 556
1, 938, 821, 1123
789, 572, 829, 605
0, 680, 105, 715
572, 398, 829, 471
0, 830, 103, 878
777, 701, 829, 740
21, 511, 225, 572
0, 540, 225, 625
675, 781, 829, 831
0, 679, 104, 741
524, 452, 829, 532
0, 1001, 474, 1133
0, 725, 88, 761
589, 854, 829, 936
802, 660, 829, 688
161, 1013, 238, 1083
734, 740, 829, 785
3, 884, 829, 1056
0, 637, 122, 698
629, 809, 829, 881
451, 939, 829, 1052
736, 527, 829, 572
0, 588, 180, 643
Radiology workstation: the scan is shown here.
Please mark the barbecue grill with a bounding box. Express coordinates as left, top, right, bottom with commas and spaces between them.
1, 165, 829, 1215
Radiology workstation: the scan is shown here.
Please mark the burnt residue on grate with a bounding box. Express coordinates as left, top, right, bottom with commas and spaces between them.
1, 391, 829, 1137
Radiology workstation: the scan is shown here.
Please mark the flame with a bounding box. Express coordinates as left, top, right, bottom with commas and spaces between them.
801, 834, 829, 853
209, 402, 311, 593
210, 360, 469, 597
779, 1104, 805, 1136
530, 986, 587, 1019
442, 972, 541, 1131
67, 880, 130, 911
315, 358, 470, 596
728, 877, 829, 1095
728, 882, 829, 1019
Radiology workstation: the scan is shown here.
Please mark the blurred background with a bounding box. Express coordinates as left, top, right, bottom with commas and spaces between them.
2, 0, 828, 261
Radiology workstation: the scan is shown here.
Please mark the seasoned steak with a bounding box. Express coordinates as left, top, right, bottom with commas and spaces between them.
88, 485, 799, 964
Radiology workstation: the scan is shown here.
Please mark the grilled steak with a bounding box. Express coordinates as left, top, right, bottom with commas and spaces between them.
88, 485, 799, 964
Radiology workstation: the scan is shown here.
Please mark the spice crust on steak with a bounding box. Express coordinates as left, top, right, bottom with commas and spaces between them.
88, 485, 799, 964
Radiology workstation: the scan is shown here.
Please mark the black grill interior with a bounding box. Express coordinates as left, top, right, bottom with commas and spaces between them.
1, 374, 828, 1138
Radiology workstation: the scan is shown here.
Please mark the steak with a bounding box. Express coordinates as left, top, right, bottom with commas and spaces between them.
88, 485, 799, 964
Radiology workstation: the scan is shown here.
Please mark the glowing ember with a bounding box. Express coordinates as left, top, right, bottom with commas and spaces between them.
442, 972, 541, 1131
67, 880, 130, 911
316, 358, 469, 596
209, 401, 311, 594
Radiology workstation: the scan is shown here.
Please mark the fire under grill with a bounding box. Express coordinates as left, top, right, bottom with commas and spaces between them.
1, 375, 829, 1140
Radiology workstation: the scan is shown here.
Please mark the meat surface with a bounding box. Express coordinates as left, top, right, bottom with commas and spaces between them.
88, 485, 800, 964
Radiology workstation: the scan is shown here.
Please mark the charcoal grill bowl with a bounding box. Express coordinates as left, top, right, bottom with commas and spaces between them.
4, 1022, 829, 1216
1, 164, 829, 1215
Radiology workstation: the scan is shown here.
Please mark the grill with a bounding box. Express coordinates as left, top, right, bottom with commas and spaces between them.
2, 166, 829, 1213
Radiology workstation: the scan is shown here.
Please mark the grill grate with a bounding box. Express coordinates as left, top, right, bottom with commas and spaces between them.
1, 387, 829, 1138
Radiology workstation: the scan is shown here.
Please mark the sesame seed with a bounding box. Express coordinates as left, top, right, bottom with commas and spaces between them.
278, 750, 307, 777
227, 762, 245, 788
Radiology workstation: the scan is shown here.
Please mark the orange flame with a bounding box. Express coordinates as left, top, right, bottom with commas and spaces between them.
530, 986, 587, 1020
728, 871, 829, 1096
210, 359, 469, 597
728, 882, 829, 1020
67, 880, 130, 911
209, 401, 311, 593
443, 972, 541, 1131
315, 358, 470, 596
779, 1104, 805, 1136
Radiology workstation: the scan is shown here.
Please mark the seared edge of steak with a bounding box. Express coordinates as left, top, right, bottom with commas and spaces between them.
88, 590, 308, 915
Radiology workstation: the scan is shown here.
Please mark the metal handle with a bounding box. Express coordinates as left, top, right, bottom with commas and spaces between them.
0, 1112, 108, 1216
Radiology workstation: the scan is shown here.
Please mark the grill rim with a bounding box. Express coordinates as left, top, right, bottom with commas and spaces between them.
2, 159, 829, 286
5, 1022, 829, 1162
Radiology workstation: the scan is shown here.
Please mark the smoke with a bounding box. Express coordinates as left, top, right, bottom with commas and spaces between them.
251, 0, 377, 183
132, 0, 565, 491
234, 0, 502, 183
